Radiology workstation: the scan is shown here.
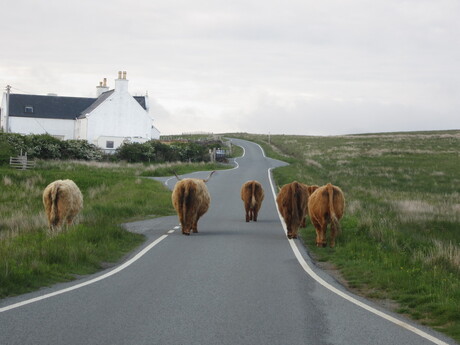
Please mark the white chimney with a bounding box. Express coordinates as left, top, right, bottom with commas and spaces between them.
115, 71, 128, 94
96, 77, 110, 97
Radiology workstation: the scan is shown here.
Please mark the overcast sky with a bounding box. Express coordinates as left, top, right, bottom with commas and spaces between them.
1, 0, 459, 135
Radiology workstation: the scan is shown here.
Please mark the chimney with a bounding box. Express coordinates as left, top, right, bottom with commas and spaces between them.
115, 71, 129, 94
96, 77, 110, 97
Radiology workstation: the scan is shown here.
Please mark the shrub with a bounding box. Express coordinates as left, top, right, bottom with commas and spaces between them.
61, 140, 103, 160
0, 133, 14, 165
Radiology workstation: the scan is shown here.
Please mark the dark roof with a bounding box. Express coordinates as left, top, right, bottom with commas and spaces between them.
79, 90, 114, 117
133, 96, 147, 110
8, 92, 147, 120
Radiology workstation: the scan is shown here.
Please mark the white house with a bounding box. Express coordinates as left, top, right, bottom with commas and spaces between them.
1, 71, 160, 152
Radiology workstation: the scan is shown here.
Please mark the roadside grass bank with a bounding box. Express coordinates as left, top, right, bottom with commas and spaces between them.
229, 131, 460, 341
0, 160, 231, 299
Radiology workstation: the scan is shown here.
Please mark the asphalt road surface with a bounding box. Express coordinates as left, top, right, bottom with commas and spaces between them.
0, 138, 456, 345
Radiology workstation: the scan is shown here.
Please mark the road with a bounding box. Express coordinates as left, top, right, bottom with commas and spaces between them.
0, 138, 456, 345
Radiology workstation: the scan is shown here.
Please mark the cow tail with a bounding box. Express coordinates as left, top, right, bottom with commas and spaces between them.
50, 183, 60, 227
182, 183, 195, 222
327, 183, 340, 233
291, 182, 300, 223
251, 181, 256, 208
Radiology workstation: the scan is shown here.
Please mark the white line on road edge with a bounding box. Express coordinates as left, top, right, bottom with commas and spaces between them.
0, 234, 170, 313
267, 167, 449, 345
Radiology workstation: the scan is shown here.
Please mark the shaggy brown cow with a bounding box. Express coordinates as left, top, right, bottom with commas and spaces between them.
172, 171, 214, 235
240, 180, 264, 222
43, 179, 83, 235
276, 181, 311, 239
308, 183, 345, 248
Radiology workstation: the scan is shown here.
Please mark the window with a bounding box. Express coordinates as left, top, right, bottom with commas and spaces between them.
106, 141, 114, 149
24, 106, 34, 113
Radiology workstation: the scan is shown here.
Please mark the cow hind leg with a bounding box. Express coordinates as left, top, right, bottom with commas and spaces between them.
320, 224, 327, 247
245, 204, 250, 222
287, 224, 294, 239
329, 223, 338, 248
253, 208, 258, 222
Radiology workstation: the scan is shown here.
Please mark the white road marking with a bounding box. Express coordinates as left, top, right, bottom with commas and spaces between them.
0, 234, 169, 313
167, 229, 175, 234
267, 166, 449, 345
164, 176, 175, 187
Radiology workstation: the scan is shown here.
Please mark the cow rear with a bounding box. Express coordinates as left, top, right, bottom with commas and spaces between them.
276, 181, 309, 239
240, 180, 264, 222
308, 183, 345, 247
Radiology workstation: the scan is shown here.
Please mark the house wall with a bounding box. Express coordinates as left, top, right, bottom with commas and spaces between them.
8, 116, 75, 139
0, 93, 6, 131
84, 87, 156, 149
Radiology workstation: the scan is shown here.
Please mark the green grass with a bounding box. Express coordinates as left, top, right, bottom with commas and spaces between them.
0, 160, 232, 299
230, 131, 460, 341
139, 161, 233, 177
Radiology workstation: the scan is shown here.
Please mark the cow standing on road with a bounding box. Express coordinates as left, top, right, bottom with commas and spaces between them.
240, 180, 264, 222
276, 181, 312, 239
172, 171, 214, 235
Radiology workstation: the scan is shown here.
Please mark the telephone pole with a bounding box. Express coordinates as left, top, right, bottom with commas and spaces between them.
4, 85, 11, 133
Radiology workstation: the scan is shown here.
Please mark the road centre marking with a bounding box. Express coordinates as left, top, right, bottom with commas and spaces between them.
266, 165, 449, 345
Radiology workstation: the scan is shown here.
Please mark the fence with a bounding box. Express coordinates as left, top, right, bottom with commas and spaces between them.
9, 151, 36, 170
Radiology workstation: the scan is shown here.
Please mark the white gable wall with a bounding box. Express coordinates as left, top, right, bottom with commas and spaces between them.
83, 88, 154, 149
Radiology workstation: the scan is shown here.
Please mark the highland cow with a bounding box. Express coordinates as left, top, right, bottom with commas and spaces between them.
172, 171, 214, 235
276, 181, 311, 239
43, 179, 83, 235
240, 180, 264, 222
308, 183, 345, 248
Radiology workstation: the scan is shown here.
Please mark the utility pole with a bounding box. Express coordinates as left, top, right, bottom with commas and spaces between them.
4, 85, 11, 133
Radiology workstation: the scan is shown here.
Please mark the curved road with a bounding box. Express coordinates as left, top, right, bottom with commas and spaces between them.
0, 139, 456, 345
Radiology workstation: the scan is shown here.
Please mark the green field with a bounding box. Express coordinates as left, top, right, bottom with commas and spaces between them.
230, 130, 460, 341
0, 160, 229, 298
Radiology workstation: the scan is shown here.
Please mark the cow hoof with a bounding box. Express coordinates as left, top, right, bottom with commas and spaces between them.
183, 232, 190, 236
287, 234, 293, 239
292, 235, 297, 239
322, 243, 327, 248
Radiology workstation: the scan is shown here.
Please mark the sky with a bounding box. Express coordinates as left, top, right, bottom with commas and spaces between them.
1, 0, 459, 136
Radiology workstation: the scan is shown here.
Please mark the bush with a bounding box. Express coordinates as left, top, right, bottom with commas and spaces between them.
0, 133, 104, 161
61, 140, 103, 161
26, 134, 62, 159
0, 133, 14, 165
115, 142, 151, 162
115, 140, 216, 163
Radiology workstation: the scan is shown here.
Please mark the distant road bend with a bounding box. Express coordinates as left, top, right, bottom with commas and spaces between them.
0, 138, 456, 345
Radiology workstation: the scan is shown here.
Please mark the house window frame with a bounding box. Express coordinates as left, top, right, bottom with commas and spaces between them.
106, 141, 114, 149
